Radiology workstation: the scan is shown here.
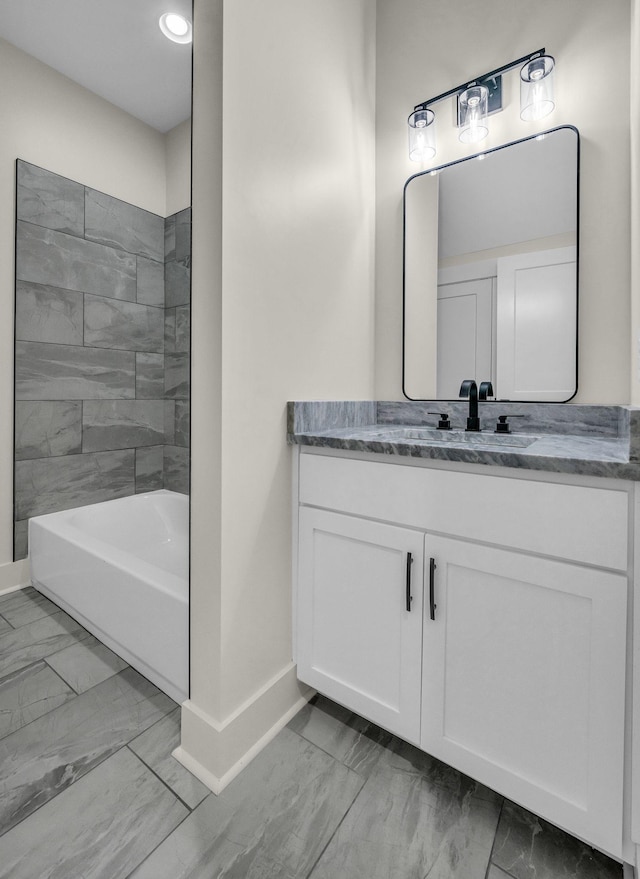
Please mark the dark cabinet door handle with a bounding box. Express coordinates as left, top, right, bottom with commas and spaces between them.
429, 557, 437, 620
406, 552, 413, 611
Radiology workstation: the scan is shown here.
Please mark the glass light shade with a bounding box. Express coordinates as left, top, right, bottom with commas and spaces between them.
458, 85, 489, 144
408, 108, 436, 162
159, 12, 193, 44
520, 55, 555, 121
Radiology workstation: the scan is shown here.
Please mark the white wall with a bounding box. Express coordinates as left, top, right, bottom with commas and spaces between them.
182, 0, 376, 786
0, 38, 175, 587
376, 0, 631, 404
218, 0, 375, 715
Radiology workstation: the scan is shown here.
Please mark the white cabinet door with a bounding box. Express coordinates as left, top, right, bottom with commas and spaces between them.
421, 535, 627, 857
297, 507, 424, 744
496, 246, 577, 401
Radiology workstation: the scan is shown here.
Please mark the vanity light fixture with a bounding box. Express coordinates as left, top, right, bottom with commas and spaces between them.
159, 12, 193, 44
458, 85, 489, 144
520, 55, 555, 121
408, 48, 555, 162
408, 108, 436, 162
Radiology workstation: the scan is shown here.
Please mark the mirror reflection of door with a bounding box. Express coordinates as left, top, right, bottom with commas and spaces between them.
436, 278, 493, 399
436, 244, 576, 401
497, 247, 577, 400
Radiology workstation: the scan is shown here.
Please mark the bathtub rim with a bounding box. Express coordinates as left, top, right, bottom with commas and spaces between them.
28, 490, 188, 602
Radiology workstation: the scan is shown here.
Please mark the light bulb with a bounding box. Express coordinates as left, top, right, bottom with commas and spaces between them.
165, 14, 188, 35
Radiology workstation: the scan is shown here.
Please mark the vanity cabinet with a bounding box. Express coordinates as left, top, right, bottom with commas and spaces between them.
421, 535, 626, 857
297, 507, 424, 744
294, 449, 629, 859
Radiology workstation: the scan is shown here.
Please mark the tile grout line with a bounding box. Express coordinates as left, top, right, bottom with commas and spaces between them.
42, 656, 83, 696
0, 680, 176, 841
124, 742, 201, 814
0, 654, 133, 742
0, 657, 56, 691
483, 799, 511, 879
121, 799, 199, 879
288, 705, 388, 780
18, 217, 165, 263
286, 724, 357, 770
0, 666, 80, 743
0, 606, 66, 633
0, 738, 131, 841
304, 769, 368, 879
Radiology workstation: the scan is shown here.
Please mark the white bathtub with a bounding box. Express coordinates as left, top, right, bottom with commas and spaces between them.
29, 490, 188, 703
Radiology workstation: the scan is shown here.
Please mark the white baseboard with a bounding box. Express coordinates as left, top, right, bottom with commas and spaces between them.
175, 662, 313, 795
0, 559, 31, 595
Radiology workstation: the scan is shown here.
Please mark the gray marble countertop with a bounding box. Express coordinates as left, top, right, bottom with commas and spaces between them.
287, 401, 640, 480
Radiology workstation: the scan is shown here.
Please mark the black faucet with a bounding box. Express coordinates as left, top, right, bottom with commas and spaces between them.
459, 379, 494, 431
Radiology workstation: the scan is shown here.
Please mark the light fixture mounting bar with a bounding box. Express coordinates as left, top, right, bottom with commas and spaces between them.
413, 48, 546, 112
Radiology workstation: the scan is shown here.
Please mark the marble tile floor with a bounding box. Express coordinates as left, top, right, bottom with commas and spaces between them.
0, 585, 625, 878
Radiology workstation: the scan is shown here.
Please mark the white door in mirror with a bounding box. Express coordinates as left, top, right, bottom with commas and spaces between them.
497, 246, 577, 401
437, 277, 493, 398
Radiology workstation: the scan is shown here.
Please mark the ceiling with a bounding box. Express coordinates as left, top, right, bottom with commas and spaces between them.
0, 0, 192, 132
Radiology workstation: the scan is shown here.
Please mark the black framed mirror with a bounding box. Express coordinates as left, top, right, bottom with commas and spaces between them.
402, 125, 579, 402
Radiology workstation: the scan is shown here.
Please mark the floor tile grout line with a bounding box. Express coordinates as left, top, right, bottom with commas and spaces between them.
121, 795, 203, 879
287, 725, 359, 772
0, 609, 56, 633
288, 717, 385, 781
486, 862, 519, 879
0, 740, 132, 841
128, 703, 178, 750
42, 656, 83, 696
0, 698, 178, 842
124, 743, 203, 813
0, 654, 81, 721
0, 613, 15, 631
0, 629, 95, 683
0, 656, 56, 691
0, 625, 96, 681
4, 605, 60, 634
0, 603, 89, 635
483, 799, 516, 879
42, 641, 136, 697
304, 770, 368, 879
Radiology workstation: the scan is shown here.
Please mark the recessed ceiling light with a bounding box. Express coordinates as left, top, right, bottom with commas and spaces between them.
159, 12, 192, 44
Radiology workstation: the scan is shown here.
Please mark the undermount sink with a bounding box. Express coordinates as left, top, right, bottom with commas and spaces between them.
385, 427, 538, 449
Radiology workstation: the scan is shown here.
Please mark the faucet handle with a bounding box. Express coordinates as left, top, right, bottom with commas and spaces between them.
479, 380, 494, 400
495, 414, 525, 434
428, 412, 452, 430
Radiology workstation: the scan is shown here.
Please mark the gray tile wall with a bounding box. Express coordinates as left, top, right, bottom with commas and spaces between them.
13, 161, 191, 560
162, 208, 190, 495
